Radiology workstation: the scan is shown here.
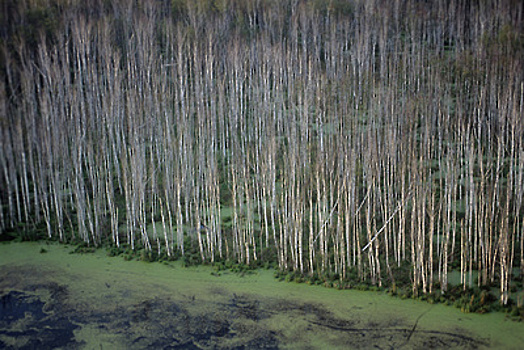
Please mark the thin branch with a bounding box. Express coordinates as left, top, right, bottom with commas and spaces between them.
363, 190, 412, 252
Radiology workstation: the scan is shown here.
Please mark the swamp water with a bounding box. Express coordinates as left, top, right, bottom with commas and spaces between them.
1, 242, 523, 349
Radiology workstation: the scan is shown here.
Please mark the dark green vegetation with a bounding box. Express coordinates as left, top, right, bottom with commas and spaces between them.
1, 0, 523, 323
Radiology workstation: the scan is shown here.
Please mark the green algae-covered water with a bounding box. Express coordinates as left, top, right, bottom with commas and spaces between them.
1, 242, 523, 349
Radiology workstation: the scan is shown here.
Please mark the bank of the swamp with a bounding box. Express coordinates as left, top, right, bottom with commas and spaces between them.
1, 241, 523, 349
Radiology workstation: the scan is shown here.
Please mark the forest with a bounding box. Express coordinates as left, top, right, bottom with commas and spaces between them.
0, 0, 523, 310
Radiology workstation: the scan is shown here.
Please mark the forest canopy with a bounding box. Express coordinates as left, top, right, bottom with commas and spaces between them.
1, 0, 523, 306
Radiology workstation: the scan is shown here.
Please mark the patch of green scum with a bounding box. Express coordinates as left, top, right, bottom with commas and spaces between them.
1, 242, 524, 349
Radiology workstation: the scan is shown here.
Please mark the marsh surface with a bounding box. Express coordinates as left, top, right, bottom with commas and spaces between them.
1, 242, 522, 349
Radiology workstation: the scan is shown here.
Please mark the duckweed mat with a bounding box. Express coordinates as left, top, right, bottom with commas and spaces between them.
1, 242, 522, 349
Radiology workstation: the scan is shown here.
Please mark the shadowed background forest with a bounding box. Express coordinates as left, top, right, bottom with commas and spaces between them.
0, 0, 523, 308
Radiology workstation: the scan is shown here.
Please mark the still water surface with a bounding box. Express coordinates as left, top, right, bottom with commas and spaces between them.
1, 242, 522, 349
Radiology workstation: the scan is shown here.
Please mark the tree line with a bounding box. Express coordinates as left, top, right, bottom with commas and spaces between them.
1, 0, 523, 304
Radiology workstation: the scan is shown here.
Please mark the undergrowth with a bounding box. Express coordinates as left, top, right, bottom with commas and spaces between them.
2, 228, 522, 321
